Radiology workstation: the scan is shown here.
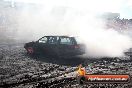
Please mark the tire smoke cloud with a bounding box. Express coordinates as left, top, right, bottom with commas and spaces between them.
4, 0, 132, 57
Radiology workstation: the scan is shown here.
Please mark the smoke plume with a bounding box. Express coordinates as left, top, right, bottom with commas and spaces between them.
3, 0, 132, 57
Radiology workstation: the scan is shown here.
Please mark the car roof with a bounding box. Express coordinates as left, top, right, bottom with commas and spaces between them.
44, 35, 74, 37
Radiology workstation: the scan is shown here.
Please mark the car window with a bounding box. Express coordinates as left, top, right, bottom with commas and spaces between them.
38, 37, 47, 43
48, 37, 58, 44
60, 37, 74, 45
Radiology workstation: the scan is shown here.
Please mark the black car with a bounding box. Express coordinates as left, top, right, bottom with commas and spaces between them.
24, 36, 85, 58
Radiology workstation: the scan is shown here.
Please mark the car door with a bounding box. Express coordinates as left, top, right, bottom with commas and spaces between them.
46, 36, 60, 56
34, 36, 49, 55
58, 37, 76, 56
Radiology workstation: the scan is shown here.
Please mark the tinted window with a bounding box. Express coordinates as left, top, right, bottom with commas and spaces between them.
38, 37, 47, 43
48, 37, 58, 44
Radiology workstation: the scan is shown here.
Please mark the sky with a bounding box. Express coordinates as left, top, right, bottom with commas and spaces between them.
119, 0, 132, 19
3, 0, 132, 19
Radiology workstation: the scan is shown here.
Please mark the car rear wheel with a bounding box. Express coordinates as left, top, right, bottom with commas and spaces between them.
26, 47, 34, 55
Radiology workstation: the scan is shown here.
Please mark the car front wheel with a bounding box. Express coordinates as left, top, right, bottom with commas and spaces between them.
26, 47, 34, 55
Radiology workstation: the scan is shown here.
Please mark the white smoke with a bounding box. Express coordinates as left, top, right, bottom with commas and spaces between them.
9, 0, 132, 57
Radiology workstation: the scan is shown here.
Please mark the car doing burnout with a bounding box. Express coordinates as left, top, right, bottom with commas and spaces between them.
24, 36, 85, 57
